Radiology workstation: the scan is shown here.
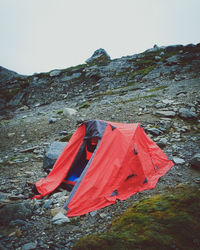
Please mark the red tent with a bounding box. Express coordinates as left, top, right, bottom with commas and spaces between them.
34, 120, 174, 217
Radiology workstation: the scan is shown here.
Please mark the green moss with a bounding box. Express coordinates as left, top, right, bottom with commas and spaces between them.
121, 94, 157, 104
146, 86, 168, 93
73, 186, 200, 250
127, 81, 135, 87
61, 64, 87, 75
129, 65, 156, 80
60, 133, 73, 142
57, 110, 63, 114
79, 102, 91, 110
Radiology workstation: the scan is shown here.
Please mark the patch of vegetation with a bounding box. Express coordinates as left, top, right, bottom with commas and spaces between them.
73, 186, 200, 250
146, 85, 168, 93
128, 49, 181, 81
129, 65, 156, 79
0, 120, 10, 126
79, 102, 91, 110
121, 94, 157, 104
127, 81, 135, 87
59, 133, 73, 142
61, 64, 87, 75
57, 110, 63, 114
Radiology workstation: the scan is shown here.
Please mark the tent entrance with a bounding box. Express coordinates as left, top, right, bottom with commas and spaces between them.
62, 137, 99, 191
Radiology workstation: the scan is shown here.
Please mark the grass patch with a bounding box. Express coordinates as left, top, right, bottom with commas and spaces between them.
146, 85, 168, 93
73, 186, 200, 250
79, 102, 91, 110
59, 133, 73, 142
57, 110, 63, 114
121, 94, 157, 104
61, 64, 87, 75
129, 65, 155, 79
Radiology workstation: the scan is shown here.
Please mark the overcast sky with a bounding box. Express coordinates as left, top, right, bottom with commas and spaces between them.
0, 0, 200, 75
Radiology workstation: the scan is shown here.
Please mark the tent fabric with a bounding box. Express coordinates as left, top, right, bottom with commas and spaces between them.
34, 120, 174, 217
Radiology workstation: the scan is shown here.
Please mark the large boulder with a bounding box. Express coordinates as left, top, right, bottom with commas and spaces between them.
43, 142, 67, 173
178, 108, 198, 120
86, 48, 111, 65
0, 201, 33, 225
189, 153, 200, 170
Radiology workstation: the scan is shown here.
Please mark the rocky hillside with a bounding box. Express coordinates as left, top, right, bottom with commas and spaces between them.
0, 44, 200, 249
0, 44, 200, 113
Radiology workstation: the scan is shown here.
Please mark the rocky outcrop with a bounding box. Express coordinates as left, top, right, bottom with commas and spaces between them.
86, 48, 111, 65
43, 142, 67, 173
0, 43, 200, 113
189, 153, 200, 169
0, 66, 22, 83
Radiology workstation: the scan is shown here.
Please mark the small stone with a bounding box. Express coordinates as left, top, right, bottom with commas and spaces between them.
42, 199, 53, 209
155, 56, 161, 61
147, 128, 161, 136
8, 132, 15, 138
99, 213, 107, 218
173, 157, 185, 165
51, 207, 67, 217
157, 138, 168, 148
63, 108, 77, 117
154, 110, 176, 118
59, 131, 68, 136
162, 99, 174, 105
49, 70, 61, 77
49, 118, 57, 124
19, 106, 29, 111
90, 210, 98, 217
21, 242, 37, 250
51, 212, 70, 225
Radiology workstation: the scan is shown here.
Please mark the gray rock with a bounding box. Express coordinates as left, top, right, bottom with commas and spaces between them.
7, 92, 25, 107
157, 138, 168, 148
165, 44, 183, 52
0, 201, 33, 225
49, 70, 61, 77
189, 153, 200, 169
155, 103, 167, 109
154, 110, 176, 117
21, 242, 37, 250
42, 199, 53, 209
165, 55, 181, 65
43, 141, 67, 173
86, 48, 111, 65
48, 118, 57, 124
173, 157, 185, 165
9, 219, 28, 226
162, 99, 174, 105
90, 210, 98, 217
51, 212, 70, 225
61, 72, 82, 82
147, 128, 161, 136
0, 66, 21, 83
63, 108, 77, 117
155, 56, 161, 61
178, 108, 198, 119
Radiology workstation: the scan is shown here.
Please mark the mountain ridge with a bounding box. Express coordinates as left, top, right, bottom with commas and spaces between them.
0, 43, 199, 114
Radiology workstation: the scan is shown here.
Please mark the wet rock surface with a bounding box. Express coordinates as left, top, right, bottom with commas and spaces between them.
0, 43, 200, 249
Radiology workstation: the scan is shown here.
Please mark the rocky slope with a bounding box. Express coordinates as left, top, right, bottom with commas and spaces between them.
0, 44, 200, 249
